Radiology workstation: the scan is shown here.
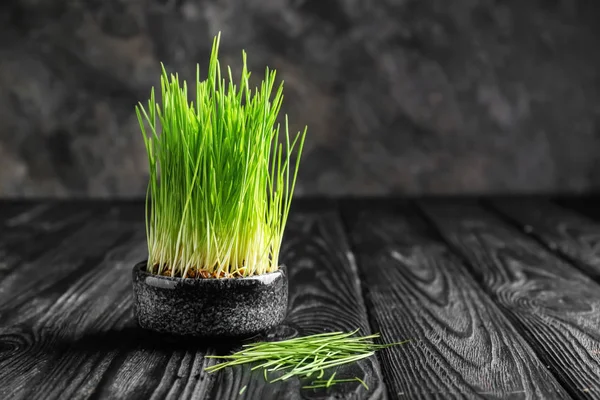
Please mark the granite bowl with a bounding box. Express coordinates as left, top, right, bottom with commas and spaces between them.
132, 261, 288, 337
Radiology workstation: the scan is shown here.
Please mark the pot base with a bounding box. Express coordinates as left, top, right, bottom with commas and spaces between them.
132, 262, 288, 337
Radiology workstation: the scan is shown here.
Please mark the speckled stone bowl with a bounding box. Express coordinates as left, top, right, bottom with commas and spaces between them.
132, 262, 288, 337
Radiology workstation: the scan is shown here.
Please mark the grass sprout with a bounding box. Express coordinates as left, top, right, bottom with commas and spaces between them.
205, 330, 410, 390
136, 32, 307, 278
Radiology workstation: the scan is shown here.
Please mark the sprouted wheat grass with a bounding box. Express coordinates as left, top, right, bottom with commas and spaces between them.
136, 33, 306, 278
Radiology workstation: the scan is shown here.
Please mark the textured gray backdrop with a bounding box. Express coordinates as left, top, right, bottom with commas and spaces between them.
1, 0, 599, 197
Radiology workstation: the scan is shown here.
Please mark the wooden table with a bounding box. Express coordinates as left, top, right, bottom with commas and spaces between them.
1, 198, 600, 399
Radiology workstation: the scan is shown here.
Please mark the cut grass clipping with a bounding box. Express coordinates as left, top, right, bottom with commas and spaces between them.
136, 32, 306, 278
206, 330, 410, 390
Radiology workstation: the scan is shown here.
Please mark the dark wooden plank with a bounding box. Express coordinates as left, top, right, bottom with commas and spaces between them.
419, 199, 600, 399
0, 203, 189, 400
554, 196, 600, 222
0, 201, 45, 225
0, 201, 386, 400
208, 200, 387, 400
0, 202, 221, 400
342, 200, 568, 399
488, 198, 600, 281
0, 202, 110, 281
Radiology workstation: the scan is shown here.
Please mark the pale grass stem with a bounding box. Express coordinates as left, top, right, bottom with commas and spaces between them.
205, 330, 410, 391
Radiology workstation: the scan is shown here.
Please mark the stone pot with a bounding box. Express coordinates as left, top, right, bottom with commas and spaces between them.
132, 261, 288, 337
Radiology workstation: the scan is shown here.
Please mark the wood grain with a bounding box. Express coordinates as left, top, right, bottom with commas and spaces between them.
0, 202, 107, 281
0, 201, 224, 400
208, 200, 387, 400
488, 198, 600, 281
419, 199, 600, 399
342, 200, 568, 399
0, 203, 203, 400
0, 201, 386, 400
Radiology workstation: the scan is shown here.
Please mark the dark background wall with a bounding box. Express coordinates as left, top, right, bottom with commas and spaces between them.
1, 0, 599, 197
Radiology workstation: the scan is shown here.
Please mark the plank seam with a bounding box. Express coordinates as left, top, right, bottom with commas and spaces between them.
335, 201, 391, 400
413, 199, 581, 400
481, 199, 600, 284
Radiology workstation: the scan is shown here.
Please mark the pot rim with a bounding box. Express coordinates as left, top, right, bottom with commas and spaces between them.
134, 260, 286, 283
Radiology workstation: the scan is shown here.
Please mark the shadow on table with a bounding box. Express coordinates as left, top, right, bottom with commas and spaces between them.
0, 321, 377, 399
0, 320, 302, 357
